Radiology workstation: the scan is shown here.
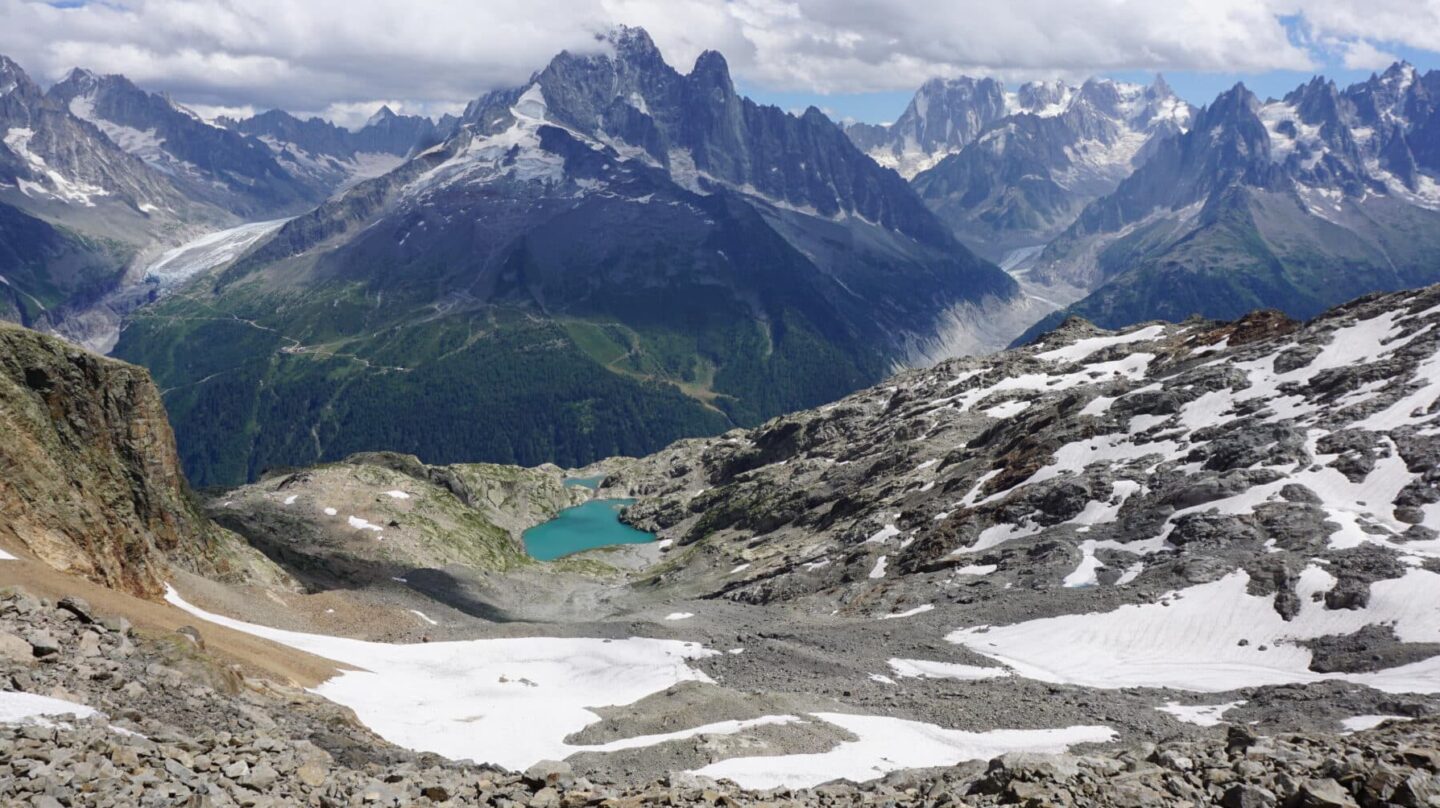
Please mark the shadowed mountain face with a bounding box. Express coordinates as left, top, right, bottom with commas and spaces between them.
112, 27, 1018, 487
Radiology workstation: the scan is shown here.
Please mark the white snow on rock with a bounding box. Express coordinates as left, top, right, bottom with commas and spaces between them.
889, 658, 1011, 681
1062, 540, 1105, 588
581, 715, 799, 753
0, 547, 17, 561
948, 568, 1440, 693
869, 555, 888, 579
955, 564, 997, 576
1156, 701, 1245, 726
663, 612, 694, 621
866, 524, 901, 544
881, 604, 935, 620
283, 494, 298, 505
408, 610, 438, 626
692, 713, 1113, 790
1035, 325, 1166, 365
1340, 714, 1411, 732
0, 691, 97, 725
981, 399, 1030, 419
347, 516, 383, 533
323, 507, 337, 516
384, 490, 411, 500
405, 82, 566, 198
164, 586, 718, 770
3, 127, 110, 206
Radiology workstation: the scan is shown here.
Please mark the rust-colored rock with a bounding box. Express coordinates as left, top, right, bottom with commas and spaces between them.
0, 322, 285, 598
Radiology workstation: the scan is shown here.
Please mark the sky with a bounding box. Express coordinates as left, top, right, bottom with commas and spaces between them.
1, 0, 1438, 128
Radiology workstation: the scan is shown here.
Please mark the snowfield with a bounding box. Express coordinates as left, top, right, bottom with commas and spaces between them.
0, 691, 97, 725
949, 568, 1440, 693
165, 586, 716, 769
165, 588, 1121, 782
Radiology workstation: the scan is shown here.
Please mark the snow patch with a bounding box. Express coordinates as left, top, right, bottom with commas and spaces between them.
881, 604, 934, 620
1156, 701, 1245, 727
692, 713, 1113, 790
889, 658, 1010, 681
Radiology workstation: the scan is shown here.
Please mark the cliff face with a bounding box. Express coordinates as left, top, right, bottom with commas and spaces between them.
0, 322, 286, 597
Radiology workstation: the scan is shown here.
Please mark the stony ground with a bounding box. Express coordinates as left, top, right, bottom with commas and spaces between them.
6, 584, 1440, 806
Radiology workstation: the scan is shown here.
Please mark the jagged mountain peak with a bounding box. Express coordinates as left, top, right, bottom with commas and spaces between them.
58, 66, 99, 89
1379, 59, 1419, 86
0, 54, 39, 99
364, 104, 398, 128
48, 68, 145, 101
602, 23, 663, 58
689, 48, 734, 89
1014, 78, 1072, 113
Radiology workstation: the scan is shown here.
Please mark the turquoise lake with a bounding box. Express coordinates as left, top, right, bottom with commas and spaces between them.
522, 498, 655, 560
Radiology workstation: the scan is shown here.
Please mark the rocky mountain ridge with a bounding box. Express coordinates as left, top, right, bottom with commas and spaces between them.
1017, 63, 1440, 337
907, 76, 1191, 262
598, 280, 1440, 665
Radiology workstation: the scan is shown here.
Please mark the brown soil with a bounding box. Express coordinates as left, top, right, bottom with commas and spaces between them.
0, 554, 341, 688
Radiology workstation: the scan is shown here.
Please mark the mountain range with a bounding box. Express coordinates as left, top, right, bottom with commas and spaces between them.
0, 56, 449, 350
109, 27, 1018, 486
844, 63, 1440, 344
3, 29, 1440, 489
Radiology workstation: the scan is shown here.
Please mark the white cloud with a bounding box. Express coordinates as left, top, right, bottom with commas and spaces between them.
0, 0, 1429, 124
1283, 0, 1440, 55
1334, 39, 1403, 71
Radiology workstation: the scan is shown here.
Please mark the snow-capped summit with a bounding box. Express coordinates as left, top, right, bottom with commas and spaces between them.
846, 76, 1011, 177
895, 73, 1193, 262
48, 67, 321, 217
1015, 62, 1440, 344
849, 73, 1193, 185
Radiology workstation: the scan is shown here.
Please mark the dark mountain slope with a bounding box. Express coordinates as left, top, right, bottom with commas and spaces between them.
114, 28, 1017, 487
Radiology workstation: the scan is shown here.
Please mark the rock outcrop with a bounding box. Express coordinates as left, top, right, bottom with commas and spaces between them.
0, 322, 287, 597
205, 452, 587, 588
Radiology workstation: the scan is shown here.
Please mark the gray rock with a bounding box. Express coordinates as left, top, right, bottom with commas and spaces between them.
1296, 778, 1358, 807
0, 631, 36, 666
26, 630, 59, 658
56, 596, 95, 624
524, 759, 574, 788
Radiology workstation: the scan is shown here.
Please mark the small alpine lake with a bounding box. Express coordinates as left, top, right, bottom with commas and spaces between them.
522, 498, 655, 561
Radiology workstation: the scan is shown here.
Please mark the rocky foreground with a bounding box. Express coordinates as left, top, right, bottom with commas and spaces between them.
3, 584, 1439, 807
